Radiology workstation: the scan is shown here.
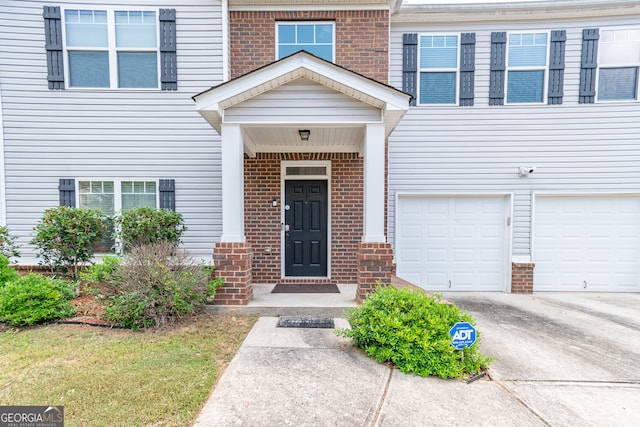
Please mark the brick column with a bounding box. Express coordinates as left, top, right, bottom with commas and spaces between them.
357, 242, 394, 303
212, 242, 253, 305
511, 262, 535, 294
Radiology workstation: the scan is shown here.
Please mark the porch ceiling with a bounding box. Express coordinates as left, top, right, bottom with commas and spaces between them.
193, 51, 411, 156
242, 126, 363, 155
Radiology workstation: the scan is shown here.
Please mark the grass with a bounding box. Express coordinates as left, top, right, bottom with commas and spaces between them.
0, 314, 256, 426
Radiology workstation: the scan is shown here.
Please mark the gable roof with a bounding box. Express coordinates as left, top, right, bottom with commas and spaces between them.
193, 51, 411, 137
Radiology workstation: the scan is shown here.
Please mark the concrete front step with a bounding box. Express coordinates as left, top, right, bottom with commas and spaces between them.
205, 283, 357, 317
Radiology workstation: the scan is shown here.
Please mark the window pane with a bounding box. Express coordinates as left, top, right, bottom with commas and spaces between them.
419, 72, 456, 104
69, 51, 110, 87
65, 10, 108, 47
598, 67, 638, 100
115, 11, 157, 48
278, 25, 296, 44
117, 52, 158, 88
121, 181, 157, 210
420, 35, 458, 68
79, 181, 114, 214
304, 45, 332, 61
600, 29, 640, 65
297, 25, 314, 43
315, 24, 333, 43
508, 33, 547, 67
507, 70, 544, 103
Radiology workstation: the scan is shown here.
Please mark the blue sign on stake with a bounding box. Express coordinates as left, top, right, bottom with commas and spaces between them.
449, 322, 477, 350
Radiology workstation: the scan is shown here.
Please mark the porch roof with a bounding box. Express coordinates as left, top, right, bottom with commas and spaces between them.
192, 51, 412, 142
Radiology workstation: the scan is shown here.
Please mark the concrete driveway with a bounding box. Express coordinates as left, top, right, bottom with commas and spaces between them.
195, 292, 640, 426
442, 292, 640, 426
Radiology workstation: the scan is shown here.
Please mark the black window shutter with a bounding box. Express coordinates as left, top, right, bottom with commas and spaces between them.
459, 33, 476, 106
159, 9, 177, 91
579, 28, 599, 104
402, 33, 418, 106
59, 179, 75, 207
43, 6, 64, 90
548, 30, 566, 105
489, 32, 507, 106
159, 179, 176, 211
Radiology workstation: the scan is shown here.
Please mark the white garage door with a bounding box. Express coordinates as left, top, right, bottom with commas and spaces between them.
396, 196, 508, 291
534, 195, 640, 292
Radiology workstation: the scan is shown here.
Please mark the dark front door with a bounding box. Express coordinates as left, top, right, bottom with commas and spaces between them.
284, 180, 328, 277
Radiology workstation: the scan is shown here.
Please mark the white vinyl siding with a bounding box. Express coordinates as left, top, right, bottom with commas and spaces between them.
388, 16, 640, 262
0, 0, 225, 263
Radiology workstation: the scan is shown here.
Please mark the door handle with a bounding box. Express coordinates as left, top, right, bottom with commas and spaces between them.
284, 224, 290, 232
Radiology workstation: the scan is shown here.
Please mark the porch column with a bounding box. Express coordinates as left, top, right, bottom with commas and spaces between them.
358, 123, 393, 303
363, 123, 386, 243
220, 124, 245, 242
213, 124, 253, 305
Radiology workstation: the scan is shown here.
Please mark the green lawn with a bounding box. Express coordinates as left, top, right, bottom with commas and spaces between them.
0, 314, 256, 426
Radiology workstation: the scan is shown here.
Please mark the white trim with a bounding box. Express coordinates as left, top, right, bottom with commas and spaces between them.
275, 21, 336, 63
504, 30, 550, 105
61, 7, 161, 90
363, 123, 386, 242
231, 5, 390, 12
394, 192, 514, 293
281, 160, 332, 279
220, 124, 246, 243
416, 32, 461, 106
0, 86, 6, 225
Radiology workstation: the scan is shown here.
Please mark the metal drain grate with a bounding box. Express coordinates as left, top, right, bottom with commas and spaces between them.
276, 316, 335, 329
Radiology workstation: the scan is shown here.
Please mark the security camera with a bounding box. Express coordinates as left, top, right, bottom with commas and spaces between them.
518, 167, 536, 177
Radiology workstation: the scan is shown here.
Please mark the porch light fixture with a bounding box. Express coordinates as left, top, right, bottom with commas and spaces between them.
298, 129, 311, 141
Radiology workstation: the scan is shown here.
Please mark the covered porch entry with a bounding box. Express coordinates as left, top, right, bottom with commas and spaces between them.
193, 52, 410, 305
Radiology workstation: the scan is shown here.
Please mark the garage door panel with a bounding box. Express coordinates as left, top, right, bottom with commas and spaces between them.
534, 196, 640, 292
396, 196, 507, 292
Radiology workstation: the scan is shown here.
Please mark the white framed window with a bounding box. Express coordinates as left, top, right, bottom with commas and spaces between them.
63, 9, 159, 89
418, 34, 459, 105
506, 32, 549, 103
276, 22, 335, 62
79, 180, 158, 212
79, 180, 159, 253
597, 28, 640, 101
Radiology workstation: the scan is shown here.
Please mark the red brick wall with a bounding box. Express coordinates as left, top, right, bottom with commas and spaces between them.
244, 153, 363, 283
230, 10, 389, 83
511, 262, 535, 294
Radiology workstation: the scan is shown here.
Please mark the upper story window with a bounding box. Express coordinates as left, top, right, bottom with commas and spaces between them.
506, 32, 548, 103
598, 28, 640, 101
64, 9, 159, 89
418, 35, 459, 105
276, 22, 334, 62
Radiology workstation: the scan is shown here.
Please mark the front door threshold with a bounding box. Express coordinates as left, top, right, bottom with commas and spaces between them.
279, 277, 335, 284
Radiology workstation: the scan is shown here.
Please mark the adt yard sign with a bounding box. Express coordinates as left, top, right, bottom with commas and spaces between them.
449, 322, 476, 350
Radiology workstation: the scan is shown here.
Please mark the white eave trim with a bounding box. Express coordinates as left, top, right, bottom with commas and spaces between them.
193, 52, 411, 134
394, 0, 640, 23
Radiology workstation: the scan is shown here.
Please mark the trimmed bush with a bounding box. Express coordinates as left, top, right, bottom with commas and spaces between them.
86, 242, 220, 330
0, 226, 20, 261
0, 255, 20, 286
337, 286, 491, 379
113, 207, 186, 252
0, 273, 76, 326
30, 206, 107, 278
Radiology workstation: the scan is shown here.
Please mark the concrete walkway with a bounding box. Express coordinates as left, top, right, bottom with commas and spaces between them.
195, 292, 640, 426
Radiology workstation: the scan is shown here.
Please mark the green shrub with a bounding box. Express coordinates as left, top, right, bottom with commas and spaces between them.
97, 242, 220, 330
337, 285, 491, 379
30, 206, 107, 278
0, 226, 20, 260
0, 255, 20, 286
113, 207, 186, 252
0, 273, 76, 326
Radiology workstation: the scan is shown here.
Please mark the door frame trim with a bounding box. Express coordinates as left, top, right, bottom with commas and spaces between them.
281, 160, 332, 279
